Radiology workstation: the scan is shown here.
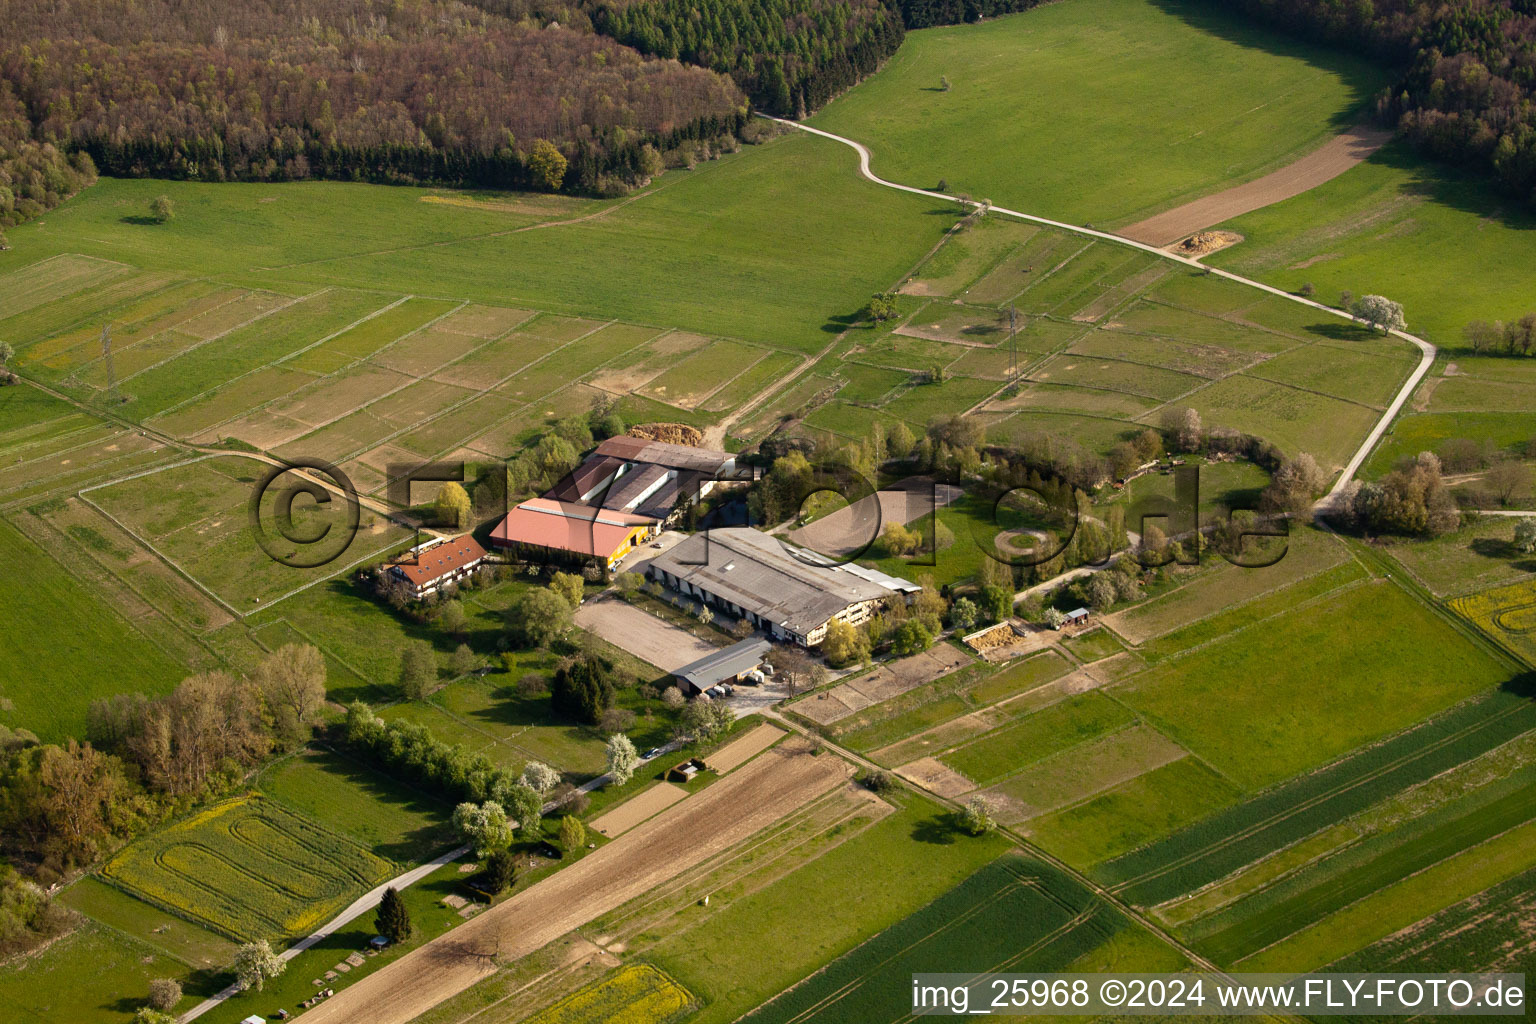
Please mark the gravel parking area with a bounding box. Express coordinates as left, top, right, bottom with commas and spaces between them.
574, 594, 720, 673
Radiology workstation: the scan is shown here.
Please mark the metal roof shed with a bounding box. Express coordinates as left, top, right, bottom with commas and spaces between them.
672, 638, 772, 694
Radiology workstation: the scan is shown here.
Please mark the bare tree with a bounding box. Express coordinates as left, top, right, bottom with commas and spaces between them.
253, 643, 327, 742
1486, 459, 1533, 506
1463, 320, 1503, 355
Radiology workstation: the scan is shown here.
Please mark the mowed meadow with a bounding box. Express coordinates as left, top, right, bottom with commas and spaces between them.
808, 0, 1387, 225
0, 132, 950, 355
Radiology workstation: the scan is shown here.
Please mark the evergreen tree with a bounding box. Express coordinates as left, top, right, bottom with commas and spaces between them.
375, 886, 410, 943
482, 850, 516, 894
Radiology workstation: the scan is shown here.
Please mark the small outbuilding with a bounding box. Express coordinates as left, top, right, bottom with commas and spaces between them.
670, 638, 772, 697
1064, 607, 1091, 626
369, 935, 390, 950
668, 759, 704, 783
241, 1016, 266, 1024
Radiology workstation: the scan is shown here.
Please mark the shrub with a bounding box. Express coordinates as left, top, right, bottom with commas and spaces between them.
147, 978, 181, 1011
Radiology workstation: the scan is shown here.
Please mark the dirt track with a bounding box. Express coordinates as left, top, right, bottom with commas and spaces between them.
1118, 125, 1392, 247
296, 739, 849, 1024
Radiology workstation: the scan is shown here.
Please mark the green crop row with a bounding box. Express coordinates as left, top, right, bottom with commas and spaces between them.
736, 854, 1126, 1024
1099, 691, 1536, 905
1187, 768, 1536, 964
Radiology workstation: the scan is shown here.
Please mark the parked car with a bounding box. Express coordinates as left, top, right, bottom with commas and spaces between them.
721, 683, 735, 695
643, 747, 662, 759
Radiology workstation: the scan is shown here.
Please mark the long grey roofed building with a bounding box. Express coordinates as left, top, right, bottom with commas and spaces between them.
648, 527, 916, 646
671, 638, 773, 695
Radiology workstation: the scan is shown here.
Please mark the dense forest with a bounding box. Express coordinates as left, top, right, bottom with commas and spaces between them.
588, 0, 1051, 112
0, 0, 748, 237
1217, 0, 1536, 207
0, 0, 1051, 238
591, 0, 904, 114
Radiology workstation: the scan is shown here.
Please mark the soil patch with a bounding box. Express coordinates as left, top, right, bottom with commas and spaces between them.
1118, 126, 1392, 247
895, 757, 977, 799
704, 722, 786, 773
588, 783, 688, 838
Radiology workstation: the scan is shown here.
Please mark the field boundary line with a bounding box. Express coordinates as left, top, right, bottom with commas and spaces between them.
760, 707, 1248, 993
248, 618, 373, 690
117, 288, 319, 387
1136, 574, 1372, 668
1105, 694, 1536, 895
254, 530, 414, 612
1157, 727, 1536, 928
206, 299, 473, 444
0, 506, 218, 675
1104, 530, 1353, 643
11, 501, 228, 652
291, 304, 544, 463
248, 164, 697, 275
665, 347, 772, 413
74, 480, 244, 620
760, 115, 1436, 506
1235, 369, 1395, 413
54, 286, 253, 375
600, 789, 884, 944
1229, 812, 1536, 969
326, 317, 618, 465
179, 841, 471, 1023
0, 424, 148, 481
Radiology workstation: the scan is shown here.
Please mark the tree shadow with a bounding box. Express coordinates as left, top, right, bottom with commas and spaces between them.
1352, 139, 1536, 231
119, 215, 164, 226
303, 748, 453, 862
1306, 322, 1379, 342
911, 813, 959, 845
1499, 671, 1536, 700
179, 967, 232, 1000
1142, 0, 1390, 130
823, 311, 864, 334
1469, 538, 1518, 561
959, 324, 1003, 339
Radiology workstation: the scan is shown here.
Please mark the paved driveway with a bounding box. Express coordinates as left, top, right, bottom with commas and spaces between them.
574, 594, 720, 673
787, 477, 962, 557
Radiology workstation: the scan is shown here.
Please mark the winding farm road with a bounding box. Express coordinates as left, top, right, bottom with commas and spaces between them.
763, 116, 1437, 504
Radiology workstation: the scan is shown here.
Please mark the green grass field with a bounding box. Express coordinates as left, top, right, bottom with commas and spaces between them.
1099, 690, 1536, 905
1333, 862, 1536, 975
1383, 518, 1536, 598
0, 134, 951, 358
0, 516, 190, 741
734, 854, 1147, 1024
259, 749, 454, 863
1187, 768, 1536, 965
1118, 581, 1511, 790
939, 691, 1136, 787
0, 921, 193, 1023
648, 793, 1013, 1024
1027, 757, 1243, 868
59, 875, 238, 970
809, 0, 1385, 226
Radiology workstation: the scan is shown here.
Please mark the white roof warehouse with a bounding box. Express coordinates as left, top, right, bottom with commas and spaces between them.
648, 527, 918, 646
